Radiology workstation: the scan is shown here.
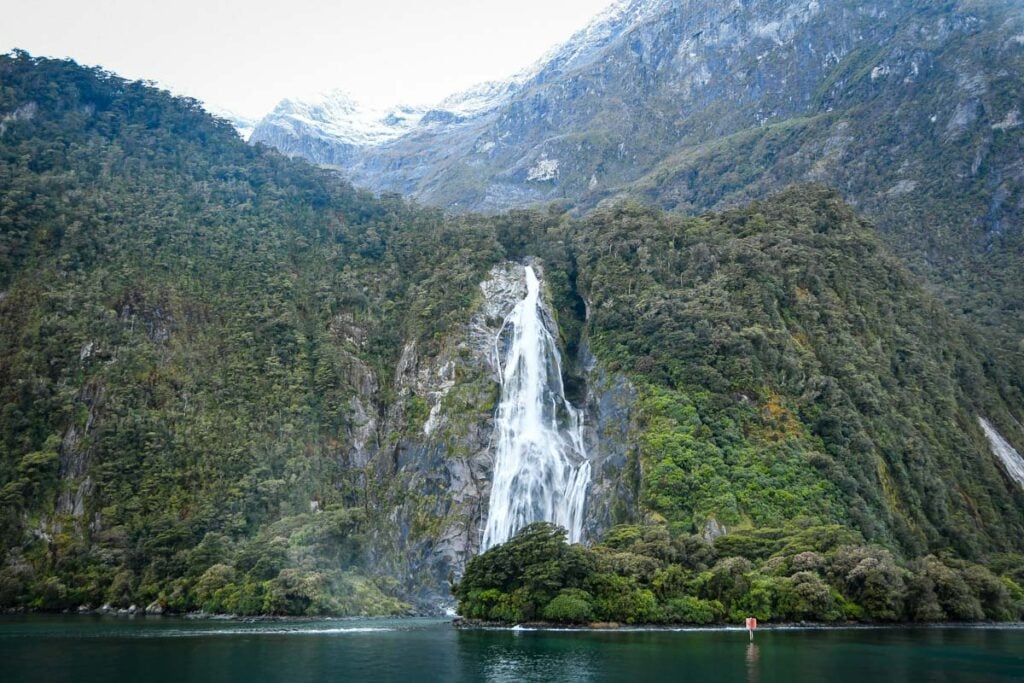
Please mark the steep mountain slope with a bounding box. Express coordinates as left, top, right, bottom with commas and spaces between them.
251, 0, 1024, 218
574, 189, 1024, 557
247, 0, 636, 171
0, 53, 502, 613
1, 54, 1022, 616
251, 0, 681, 206
251, 0, 1024, 343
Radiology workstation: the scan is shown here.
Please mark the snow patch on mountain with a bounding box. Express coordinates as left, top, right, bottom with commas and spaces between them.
519, 0, 668, 80
527, 157, 559, 181
203, 105, 259, 141
258, 90, 428, 146
434, 80, 521, 120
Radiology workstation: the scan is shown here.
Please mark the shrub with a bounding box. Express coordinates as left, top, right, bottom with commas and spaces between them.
543, 589, 595, 623
776, 572, 842, 622
833, 547, 905, 621
0, 567, 27, 606
918, 557, 984, 621
961, 565, 1014, 621
31, 576, 70, 610
193, 564, 237, 612
704, 557, 753, 606
904, 570, 945, 622
106, 569, 137, 607
651, 565, 690, 600
732, 576, 782, 621
789, 551, 825, 574
663, 596, 722, 624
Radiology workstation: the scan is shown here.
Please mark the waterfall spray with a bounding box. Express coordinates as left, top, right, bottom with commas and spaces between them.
481, 265, 591, 550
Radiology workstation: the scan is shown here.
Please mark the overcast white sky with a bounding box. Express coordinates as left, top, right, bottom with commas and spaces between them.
1, 0, 615, 119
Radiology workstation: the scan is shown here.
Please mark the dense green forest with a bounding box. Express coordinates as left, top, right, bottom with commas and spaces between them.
1, 53, 1022, 619
573, 192, 1024, 557
0, 52, 501, 614
454, 523, 1024, 625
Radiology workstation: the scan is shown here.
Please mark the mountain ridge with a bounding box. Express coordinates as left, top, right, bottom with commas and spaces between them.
247, 0, 1024, 351
247, 0, 662, 177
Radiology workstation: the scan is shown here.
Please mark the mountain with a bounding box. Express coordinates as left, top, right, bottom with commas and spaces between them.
250, 0, 1024, 347
248, 78, 547, 171
203, 106, 258, 141
247, 0, 675, 178
1, 54, 1022, 618
250, 0, 675, 203
250, 90, 430, 167
248, 0, 1024, 215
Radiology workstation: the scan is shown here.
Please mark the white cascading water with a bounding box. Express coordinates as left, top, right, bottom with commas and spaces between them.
978, 417, 1024, 489
481, 265, 591, 550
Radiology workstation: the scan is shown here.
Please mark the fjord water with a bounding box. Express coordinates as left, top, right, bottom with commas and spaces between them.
1, 617, 1023, 682
482, 265, 591, 550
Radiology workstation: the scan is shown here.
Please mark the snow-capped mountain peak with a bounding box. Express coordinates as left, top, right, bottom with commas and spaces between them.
249, 1, 665, 153
433, 80, 521, 120
260, 89, 428, 147
521, 0, 667, 79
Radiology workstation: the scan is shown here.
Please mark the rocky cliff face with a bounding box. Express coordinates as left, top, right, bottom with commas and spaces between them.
335, 262, 636, 605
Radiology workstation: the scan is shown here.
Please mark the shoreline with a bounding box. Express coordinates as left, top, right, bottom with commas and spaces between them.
452, 617, 1024, 632
3, 608, 1023, 633
0, 606, 439, 621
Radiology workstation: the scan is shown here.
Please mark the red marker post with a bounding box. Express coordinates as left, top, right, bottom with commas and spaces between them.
745, 616, 758, 641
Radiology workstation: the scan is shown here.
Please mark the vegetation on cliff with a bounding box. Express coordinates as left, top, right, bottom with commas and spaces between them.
573, 192, 1024, 557
0, 52, 498, 614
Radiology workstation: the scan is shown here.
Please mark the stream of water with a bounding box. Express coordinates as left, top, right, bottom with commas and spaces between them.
481, 265, 591, 550
979, 417, 1024, 489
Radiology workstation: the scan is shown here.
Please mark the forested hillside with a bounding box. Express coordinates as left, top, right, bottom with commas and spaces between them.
575, 189, 1024, 557
0, 52, 501, 614
1, 54, 1022, 618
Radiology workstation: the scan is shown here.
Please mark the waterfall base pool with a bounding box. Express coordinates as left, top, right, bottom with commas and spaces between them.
2, 616, 1022, 682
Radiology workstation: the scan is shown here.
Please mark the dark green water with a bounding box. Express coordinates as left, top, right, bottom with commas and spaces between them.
1, 616, 1022, 682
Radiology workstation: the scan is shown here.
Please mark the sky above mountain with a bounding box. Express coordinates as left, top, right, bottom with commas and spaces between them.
0, 0, 615, 119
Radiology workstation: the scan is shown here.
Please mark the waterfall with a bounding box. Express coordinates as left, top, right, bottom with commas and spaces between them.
481, 265, 591, 550
978, 417, 1024, 489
